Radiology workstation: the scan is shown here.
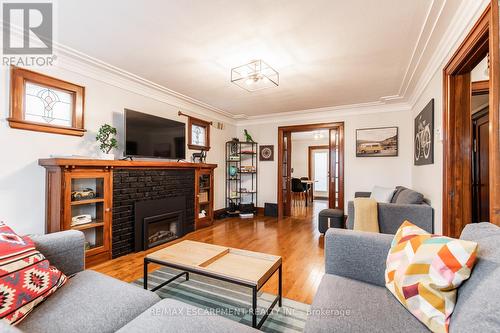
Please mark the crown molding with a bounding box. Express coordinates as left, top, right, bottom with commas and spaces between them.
53, 44, 238, 125
236, 101, 412, 126
407, 0, 490, 107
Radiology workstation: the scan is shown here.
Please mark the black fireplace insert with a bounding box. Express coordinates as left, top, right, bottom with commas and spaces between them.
134, 197, 186, 251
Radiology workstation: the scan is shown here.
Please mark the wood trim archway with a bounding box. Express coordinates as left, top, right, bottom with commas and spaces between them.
489, 1, 500, 227
277, 122, 344, 218
443, 2, 500, 237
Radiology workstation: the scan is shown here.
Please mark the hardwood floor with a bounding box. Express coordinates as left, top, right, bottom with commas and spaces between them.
92, 200, 328, 304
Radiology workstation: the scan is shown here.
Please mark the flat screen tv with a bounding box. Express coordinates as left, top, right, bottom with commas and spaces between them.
125, 109, 186, 159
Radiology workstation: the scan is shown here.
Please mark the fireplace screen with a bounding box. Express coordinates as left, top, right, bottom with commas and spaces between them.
144, 212, 181, 249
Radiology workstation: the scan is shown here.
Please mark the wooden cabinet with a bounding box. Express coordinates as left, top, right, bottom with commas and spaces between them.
40, 158, 217, 266
44, 166, 113, 266
195, 168, 214, 229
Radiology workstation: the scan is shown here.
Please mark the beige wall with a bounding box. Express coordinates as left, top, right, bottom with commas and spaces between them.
290, 137, 329, 178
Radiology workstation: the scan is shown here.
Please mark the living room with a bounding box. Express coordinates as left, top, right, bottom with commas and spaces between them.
1, 1, 499, 332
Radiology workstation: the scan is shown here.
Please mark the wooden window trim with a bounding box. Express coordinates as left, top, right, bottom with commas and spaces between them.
178, 111, 211, 151
8, 66, 86, 136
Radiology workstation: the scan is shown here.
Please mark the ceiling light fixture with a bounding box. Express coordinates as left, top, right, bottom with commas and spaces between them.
231, 60, 279, 92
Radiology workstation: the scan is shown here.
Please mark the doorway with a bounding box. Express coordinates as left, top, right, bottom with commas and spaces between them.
309, 146, 329, 200
443, 2, 500, 236
472, 105, 490, 223
277, 122, 344, 218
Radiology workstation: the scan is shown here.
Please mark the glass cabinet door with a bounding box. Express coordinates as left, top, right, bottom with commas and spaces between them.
65, 172, 110, 254
197, 172, 212, 220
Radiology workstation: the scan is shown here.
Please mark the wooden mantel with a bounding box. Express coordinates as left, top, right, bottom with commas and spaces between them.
38, 158, 217, 169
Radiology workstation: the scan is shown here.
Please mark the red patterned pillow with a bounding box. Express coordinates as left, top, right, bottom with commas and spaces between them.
0, 222, 67, 325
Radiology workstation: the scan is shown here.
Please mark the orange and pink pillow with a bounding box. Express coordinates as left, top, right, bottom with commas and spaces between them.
385, 221, 478, 333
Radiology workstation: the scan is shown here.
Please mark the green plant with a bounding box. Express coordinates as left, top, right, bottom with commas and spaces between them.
96, 124, 118, 154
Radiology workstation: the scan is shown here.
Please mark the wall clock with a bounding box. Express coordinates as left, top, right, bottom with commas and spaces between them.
259, 145, 274, 161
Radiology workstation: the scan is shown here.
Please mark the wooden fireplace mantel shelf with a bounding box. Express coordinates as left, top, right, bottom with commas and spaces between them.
38, 158, 217, 169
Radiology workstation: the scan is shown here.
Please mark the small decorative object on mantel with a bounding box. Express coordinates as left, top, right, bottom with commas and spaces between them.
244, 129, 255, 142
191, 150, 206, 163
259, 145, 274, 161
414, 99, 434, 166
96, 124, 118, 160
356, 127, 398, 157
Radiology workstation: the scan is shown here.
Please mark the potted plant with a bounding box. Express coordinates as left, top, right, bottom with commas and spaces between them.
96, 124, 118, 160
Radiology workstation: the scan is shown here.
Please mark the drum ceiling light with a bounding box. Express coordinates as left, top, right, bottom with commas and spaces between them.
231, 60, 279, 92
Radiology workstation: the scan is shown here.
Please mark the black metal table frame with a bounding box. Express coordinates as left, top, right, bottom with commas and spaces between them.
144, 257, 282, 329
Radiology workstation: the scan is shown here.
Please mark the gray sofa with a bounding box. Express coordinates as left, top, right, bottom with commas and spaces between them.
347, 186, 434, 234
1, 230, 257, 333
304, 222, 500, 332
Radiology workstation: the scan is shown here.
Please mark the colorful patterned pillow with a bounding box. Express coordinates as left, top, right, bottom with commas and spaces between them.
0, 222, 67, 325
385, 221, 478, 333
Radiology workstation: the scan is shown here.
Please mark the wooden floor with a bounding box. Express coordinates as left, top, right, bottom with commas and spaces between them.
92, 200, 327, 304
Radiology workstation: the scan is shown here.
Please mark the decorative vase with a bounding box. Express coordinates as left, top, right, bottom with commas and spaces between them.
229, 165, 237, 177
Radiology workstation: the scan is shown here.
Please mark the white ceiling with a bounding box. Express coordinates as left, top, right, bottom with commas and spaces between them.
56, 0, 464, 118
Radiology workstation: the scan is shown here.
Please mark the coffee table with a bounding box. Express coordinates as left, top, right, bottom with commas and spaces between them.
143, 240, 282, 329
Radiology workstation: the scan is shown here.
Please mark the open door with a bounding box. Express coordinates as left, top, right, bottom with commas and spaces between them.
278, 130, 292, 217
328, 126, 345, 210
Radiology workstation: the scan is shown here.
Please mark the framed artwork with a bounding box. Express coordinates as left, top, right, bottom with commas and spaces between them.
414, 99, 434, 165
259, 145, 274, 161
8, 66, 86, 136
356, 127, 398, 157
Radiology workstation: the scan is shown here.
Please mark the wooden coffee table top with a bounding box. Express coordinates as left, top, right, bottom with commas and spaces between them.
147, 240, 282, 288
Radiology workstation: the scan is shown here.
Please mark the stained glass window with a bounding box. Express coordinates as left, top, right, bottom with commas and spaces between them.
8, 67, 85, 136
191, 124, 206, 146
24, 82, 73, 127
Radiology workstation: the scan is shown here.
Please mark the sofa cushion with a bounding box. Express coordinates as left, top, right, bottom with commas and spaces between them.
0, 222, 67, 325
116, 298, 259, 333
450, 223, 500, 332
386, 221, 478, 333
304, 274, 428, 333
18, 270, 160, 333
370, 186, 395, 203
391, 186, 406, 203
395, 188, 424, 205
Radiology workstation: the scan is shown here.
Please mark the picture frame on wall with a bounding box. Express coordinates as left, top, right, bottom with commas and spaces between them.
356, 127, 398, 157
259, 145, 274, 161
414, 99, 434, 165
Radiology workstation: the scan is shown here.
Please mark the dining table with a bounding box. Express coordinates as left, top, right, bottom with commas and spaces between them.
300, 180, 317, 207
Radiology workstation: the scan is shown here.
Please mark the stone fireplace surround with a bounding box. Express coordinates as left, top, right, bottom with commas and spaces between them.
112, 169, 195, 258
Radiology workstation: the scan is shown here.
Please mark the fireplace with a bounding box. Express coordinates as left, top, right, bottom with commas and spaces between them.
134, 196, 186, 251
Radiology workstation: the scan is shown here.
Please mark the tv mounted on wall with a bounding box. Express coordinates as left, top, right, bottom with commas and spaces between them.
124, 109, 186, 159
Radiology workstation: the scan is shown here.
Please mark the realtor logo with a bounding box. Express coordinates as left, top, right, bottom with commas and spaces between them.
3, 2, 53, 54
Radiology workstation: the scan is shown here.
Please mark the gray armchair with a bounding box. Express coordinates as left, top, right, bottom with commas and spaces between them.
347, 188, 434, 234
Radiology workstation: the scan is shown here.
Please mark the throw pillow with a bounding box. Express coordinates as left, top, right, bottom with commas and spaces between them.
390, 186, 406, 203
395, 188, 424, 205
0, 222, 67, 325
370, 186, 395, 203
385, 221, 478, 333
